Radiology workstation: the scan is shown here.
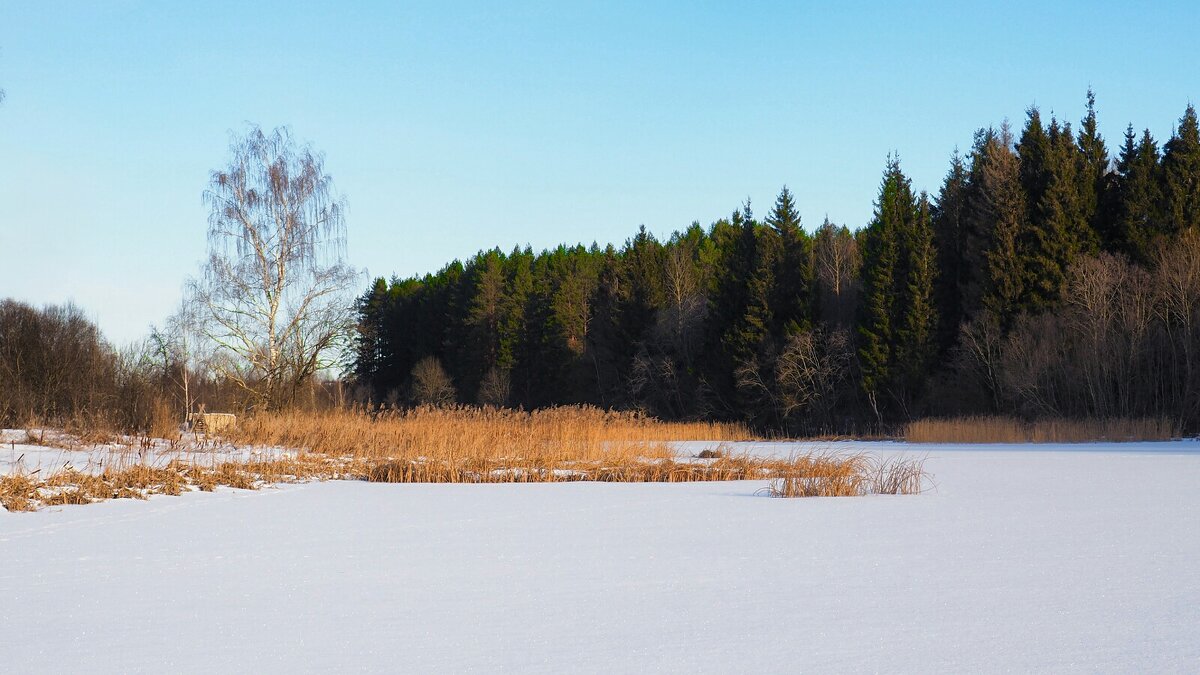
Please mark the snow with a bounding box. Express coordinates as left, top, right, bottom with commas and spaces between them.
3, 440, 1199, 673
0, 428, 292, 476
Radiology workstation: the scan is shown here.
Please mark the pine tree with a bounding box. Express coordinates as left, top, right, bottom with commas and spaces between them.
1162, 104, 1200, 234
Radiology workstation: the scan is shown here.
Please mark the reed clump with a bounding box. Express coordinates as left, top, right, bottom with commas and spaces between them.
762, 453, 927, 498
905, 416, 1179, 444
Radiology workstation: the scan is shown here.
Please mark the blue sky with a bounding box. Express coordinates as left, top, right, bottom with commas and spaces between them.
2, 1, 1198, 344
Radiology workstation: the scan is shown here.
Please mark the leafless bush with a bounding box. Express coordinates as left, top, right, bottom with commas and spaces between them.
775, 328, 852, 425
411, 356, 457, 405
477, 367, 511, 406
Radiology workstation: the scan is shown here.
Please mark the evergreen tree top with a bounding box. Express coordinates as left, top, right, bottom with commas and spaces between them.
1166, 104, 1200, 153
767, 185, 802, 234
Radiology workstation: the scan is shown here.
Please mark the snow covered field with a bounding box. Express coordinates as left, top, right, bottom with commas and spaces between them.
2, 440, 1199, 673
0, 428, 291, 477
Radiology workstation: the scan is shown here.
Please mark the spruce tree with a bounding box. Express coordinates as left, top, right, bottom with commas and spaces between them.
1017, 111, 1081, 311
932, 151, 968, 353
353, 277, 391, 397
1018, 107, 1052, 214
1162, 104, 1200, 234
702, 210, 757, 416
767, 185, 814, 336
766, 185, 801, 233
979, 124, 1026, 327
960, 128, 1000, 319
856, 157, 907, 416
895, 192, 938, 401
1076, 89, 1110, 247
620, 226, 666, 348
1114, 126, 1164, 261
1023, 118, 1084, 309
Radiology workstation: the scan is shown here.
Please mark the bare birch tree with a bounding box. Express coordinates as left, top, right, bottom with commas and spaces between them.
190, 125, 357, 410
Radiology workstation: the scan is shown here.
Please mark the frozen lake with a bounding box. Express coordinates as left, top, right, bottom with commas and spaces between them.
3, 440, 1199, 673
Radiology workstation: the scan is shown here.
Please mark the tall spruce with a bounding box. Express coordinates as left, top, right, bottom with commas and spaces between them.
1162, 104, 1200, 235
1114, 126, 1164, 261
1018, 109, 1078, 311
857, 157, 930, 417
1076, 89, 1109, 247
766, 185, 814, 336
932, 151, 969, 353
895, 192, 938, 403
977, 124, 1026, 327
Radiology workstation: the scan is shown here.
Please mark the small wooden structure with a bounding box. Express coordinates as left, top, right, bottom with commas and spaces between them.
188, 412, 237, 436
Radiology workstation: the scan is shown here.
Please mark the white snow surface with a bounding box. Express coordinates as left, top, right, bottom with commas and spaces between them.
3, 440, 1199, 673
0, 428, 292, 476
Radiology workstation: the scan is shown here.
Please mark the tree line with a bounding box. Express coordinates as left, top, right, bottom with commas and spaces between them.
353, 93, 1200, 434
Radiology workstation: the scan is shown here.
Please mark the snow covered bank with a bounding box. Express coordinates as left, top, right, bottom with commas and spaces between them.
0, 428, 290, 477
2, 442, 1199, 672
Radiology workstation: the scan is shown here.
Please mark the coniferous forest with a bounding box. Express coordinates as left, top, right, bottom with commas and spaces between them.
352, 94, 1200, 434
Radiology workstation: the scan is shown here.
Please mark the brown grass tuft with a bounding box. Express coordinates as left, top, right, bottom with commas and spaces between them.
762, 453, 927, 498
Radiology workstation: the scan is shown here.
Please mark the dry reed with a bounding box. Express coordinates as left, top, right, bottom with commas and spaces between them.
905, 416, 1179, 444
762, 453, 927, 498
2, 406, 931, 511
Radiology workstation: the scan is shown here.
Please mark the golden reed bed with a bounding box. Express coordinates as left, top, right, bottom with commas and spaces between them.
2, 406, 927, 511
904, 416, 1179, 444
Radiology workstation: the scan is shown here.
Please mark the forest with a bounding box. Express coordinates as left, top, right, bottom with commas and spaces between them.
352, 93, 1200, 434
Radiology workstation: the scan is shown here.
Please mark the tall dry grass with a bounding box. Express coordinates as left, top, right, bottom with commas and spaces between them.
2, 406, 930, 511
233, 405, 750, 460
905, 416, 1179, 444
762, 453, 928, 497
229, 405, 769, 484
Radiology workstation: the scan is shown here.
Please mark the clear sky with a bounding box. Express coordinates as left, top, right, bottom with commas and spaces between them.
2, 1, 1198, 345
